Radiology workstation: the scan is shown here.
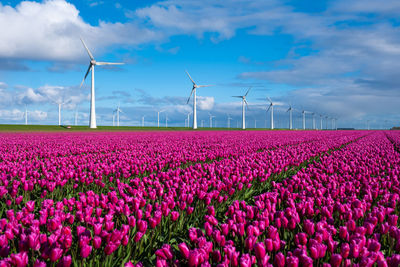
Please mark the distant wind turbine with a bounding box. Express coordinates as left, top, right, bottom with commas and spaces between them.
320, 115, 323, 130
209, 113, 215, 128
165, 114, 168, 128
186, 112, 192, 128
157, 110, 165, 128
287, 104, 293, 130
114, 104, 123, 127
186, 71, 213, 129
51, 98, 70, 126
227, 114, 232, 128
142, 115, 145, 127
79, 37, 124, 129
232, 87, 251, 130
267, 97, 275, 130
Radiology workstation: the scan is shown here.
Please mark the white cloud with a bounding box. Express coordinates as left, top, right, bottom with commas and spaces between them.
197, 96, 214, 110
0, 0, 160, 61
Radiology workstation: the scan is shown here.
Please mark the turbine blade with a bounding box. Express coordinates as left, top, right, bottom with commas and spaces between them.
185, 70, 195, 85
244, 87, 251, 96
80, 37, 94, 60
232, 96, 243, 98
96, 62, 124, 65
244, 99, 249, 110
267, 105, 271, 112
187, 89, 194, 104
80, 64, 92, 88
286, 108, 290, 112
267, 96, 272, 103
197, 84, 213, 88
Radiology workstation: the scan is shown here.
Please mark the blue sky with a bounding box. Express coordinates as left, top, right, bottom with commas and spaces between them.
0, 0, 399, 129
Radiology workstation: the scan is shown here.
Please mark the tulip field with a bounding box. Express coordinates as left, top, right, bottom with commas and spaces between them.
0, 130, 400, 267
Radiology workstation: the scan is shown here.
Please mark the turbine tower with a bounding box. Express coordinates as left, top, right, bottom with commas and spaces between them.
157, 110, 165, 128
287, 104, 293, 130
208, 113, 215, 128
267, 97, 275, 130
325, 116, 329, 129
302, 110, 306, 130
51, 99, 70, 126
80, 38, 124, 129
186, 112, 192, 128
232, 88, 251, 130
142, 116, 145, 127
227, 114, 232, 128
320, 115, 323, 130
114, 104, 123, 127
186, 71, 212, 129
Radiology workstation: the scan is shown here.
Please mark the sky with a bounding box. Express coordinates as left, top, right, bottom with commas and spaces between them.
0, 0, 399, 129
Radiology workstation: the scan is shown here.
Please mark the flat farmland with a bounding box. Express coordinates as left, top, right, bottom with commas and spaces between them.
0, 130, 399, 266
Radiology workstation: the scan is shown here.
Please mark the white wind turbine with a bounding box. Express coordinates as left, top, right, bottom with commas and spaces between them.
157, 110, 165, 128
227, 114, 233, 128
51, 98, 70, 126
325, 116, 329, 129
320, 115, 323, 130
186, 111, 192, 128
232, 88, 251, 130
165, 114, 168, 128
267, 97, 275, 130
142, 115, 145, 127
186, 71, 213, 129
286, 104, 293, 130
114, 104, 123, 127
208, 113, 215, 128
79, 38, 124, 129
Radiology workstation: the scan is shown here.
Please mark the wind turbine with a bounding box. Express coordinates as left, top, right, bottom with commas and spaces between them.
320, 115, 323, 130
114, 104, 123, 127
325, 116, 329, 130
186, 71, 212, 129
232, 88, 250, 130
201, 120, 204, 128
302, 110, 306, 130
79, 37, 124, 129
208, 113, 215, 128
157, 110, 165, 128
51, 98, 70, 126
227, 114, 232, 128
287, 104, 293, 130
165, 114, 168, 128
142, 115, 145, 127
186, 112, 192, 128
266, 97, 274, 130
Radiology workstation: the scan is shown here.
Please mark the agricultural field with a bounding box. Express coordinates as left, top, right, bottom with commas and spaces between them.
0, 130, 399, 266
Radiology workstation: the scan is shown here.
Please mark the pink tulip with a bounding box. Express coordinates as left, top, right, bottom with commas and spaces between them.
50, 247, 63, 262
178, 243, 190, 259
80, 244, 92, 258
